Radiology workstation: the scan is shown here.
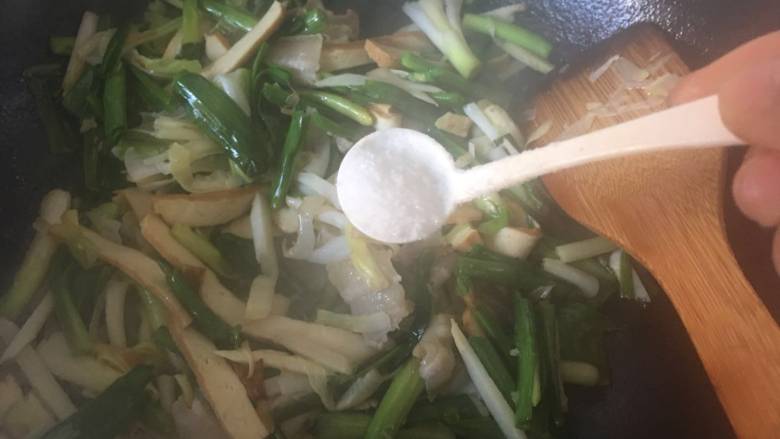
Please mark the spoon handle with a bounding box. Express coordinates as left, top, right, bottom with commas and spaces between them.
453, 95, 742, 203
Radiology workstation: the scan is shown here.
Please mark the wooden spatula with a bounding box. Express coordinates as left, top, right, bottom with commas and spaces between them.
532, 24, 780, 438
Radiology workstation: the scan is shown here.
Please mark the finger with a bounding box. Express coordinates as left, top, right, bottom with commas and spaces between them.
732, 148, 780, 227
774, 228, 780, 276
669, 30, 780, 105
719, 59, 780, 151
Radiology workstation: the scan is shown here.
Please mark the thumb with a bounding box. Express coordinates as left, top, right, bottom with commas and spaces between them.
669, 31, 780, 105
719, 59, 780, 151
726, 60, 780, 228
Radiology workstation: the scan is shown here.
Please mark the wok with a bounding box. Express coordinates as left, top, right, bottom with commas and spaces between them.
1, 0, 779, 437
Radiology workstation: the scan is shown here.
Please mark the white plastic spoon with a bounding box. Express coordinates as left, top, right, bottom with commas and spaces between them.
336, 95, 743, 243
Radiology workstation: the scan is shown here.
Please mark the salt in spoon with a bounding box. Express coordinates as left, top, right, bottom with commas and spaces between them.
336, 94, 741, 243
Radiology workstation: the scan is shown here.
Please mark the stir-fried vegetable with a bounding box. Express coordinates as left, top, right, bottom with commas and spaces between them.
102, 62, 127, 146
48, 222, 193, 327
201, 0, 257, 33
170, 325, 272, 438
300, 91, 374, 126
317, 413, 455, 439
469, 336, 515, 404
271, 108, 308, 208
0, 294, 54, 363
0, 321, 76, 421
175, 73, 268, 181
52, 268, 93, 355
401, 52, 477, 97
451, 320, 525, 439
202, 1, 285, 77
462, 14, 552, 59
473, 304, 513, 358
62, 11, 98, 92
41, 365, 154, 439
513, 296, 538, 428
4, 392, 56, 438
402, 0, 481, 78
0, 190, 69, 318
365, 357, 426, 439
180, 0, 203, 59
170, 224, 234, 277
159, 261, 241, 349
37, 332, 122, 395
4, 2, 666, 438
151, 187, 257, 227
538, 301, 567, 426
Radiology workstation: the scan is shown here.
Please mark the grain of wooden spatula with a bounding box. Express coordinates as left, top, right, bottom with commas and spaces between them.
532, 25, 780, 438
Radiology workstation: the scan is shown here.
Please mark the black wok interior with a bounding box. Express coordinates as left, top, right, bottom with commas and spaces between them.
1, 1, 779, 437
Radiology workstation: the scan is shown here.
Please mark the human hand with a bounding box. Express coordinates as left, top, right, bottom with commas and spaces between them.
669, 31, 780, 275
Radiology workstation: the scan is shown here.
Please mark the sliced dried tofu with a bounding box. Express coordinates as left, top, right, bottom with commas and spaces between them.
200, 271, 287, 326
50, 225, 191, 327
364, 40, 399, 68
320, 41, 372, 72
116, 188, 154, 220
139, 217, 254, 327
435, 112, 473, 138
270, 294, 289, 316
37, 332, 122, 395
323, 7, 360, 41
0, 375, 23, 419
368, 104, 402, 130
169, 325, 271, 439
152, 186, 257, 227
141, 213, 206, 272
364, 31, 435, 68
242, 316, 377, 374
202, 1, 285, 78
163, 29, 183, 60
200, 270, 245, 326
446, 204, 483, 224
244, 326, 353, 374
205, 32, 231, 62
215, 349, 328, 377
223, 215, 253, 239
446, 225, 483, 253
375, 31, 435, 51
3, 392, 56, 439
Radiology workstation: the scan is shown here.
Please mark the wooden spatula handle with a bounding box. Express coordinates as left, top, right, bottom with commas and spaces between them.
532, 24, 780, 437
648, 223, 780, 438
454, 95, 741, 203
